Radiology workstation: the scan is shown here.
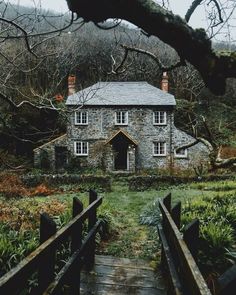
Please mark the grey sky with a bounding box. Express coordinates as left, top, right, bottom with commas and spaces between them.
8, 0, 204, 26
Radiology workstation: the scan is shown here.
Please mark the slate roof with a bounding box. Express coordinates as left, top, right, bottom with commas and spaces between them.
65, 82, 176, 106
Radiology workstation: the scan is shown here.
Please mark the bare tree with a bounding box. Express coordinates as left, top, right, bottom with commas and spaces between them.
66, 0, 236, 95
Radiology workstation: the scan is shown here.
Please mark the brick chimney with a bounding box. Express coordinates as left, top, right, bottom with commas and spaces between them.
161, 72, 168, 92
68, 74, 76, 96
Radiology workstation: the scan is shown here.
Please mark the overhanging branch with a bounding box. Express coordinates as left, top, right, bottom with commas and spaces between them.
66, 0, 236, 95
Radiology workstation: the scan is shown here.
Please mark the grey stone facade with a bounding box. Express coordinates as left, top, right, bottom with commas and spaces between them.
34, 134, 68, 170
34, 82, 209, 172
66, 106, 209, 171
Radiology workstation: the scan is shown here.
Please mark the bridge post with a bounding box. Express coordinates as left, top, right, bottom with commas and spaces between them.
69, 197, 84, 295
71, 197, 83, 253
39, 213, 57, 293
84, 189, 98, 270
171, 201, 181, 229
183, 219, 199, 262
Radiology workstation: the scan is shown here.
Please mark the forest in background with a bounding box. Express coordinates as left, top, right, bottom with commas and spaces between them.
0, 3, 236, 169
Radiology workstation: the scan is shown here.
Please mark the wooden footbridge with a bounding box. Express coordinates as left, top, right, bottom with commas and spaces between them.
0, 190, 236, 295
80, 255, 165, 295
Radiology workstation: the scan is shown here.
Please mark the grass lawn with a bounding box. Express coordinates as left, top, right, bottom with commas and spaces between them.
1, 178, 236, 277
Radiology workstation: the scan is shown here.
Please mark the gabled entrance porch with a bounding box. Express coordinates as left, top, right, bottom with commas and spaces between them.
106, 130, 137, 171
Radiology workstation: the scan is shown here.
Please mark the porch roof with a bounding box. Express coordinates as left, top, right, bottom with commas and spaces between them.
33, 134, 67, 152
105, 129, 138, 146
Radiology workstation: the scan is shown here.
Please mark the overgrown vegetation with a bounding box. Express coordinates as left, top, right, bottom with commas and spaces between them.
182, 192, 236, 274
141, 179, 236, 280
1, 174, 236, 286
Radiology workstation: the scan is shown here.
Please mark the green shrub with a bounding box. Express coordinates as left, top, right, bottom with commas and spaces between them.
199, 222, 234, 272
0, 223, 38, 276
181, 192, 236, 274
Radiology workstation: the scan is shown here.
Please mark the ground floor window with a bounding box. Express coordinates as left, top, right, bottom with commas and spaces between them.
153, 141, 166, 156
174, 148, 187, 158
74, 141, 88, 156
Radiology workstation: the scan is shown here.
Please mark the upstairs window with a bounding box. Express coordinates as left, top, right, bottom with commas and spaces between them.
115, 111, 128, 125
75, 111, 88, 125
153, 111, 167, 125
74, 141, 88, 156
153, 142, 166, 156
174, 148, 188, 158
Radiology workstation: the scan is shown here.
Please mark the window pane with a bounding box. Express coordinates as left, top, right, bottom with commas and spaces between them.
154, 142, 166, 155
160, 112, 164, 123
160, 142, 165, 154
76, 112, 80, 124
82, 112, 87, 123
116, 111, 127, 124
82, 142, 87, 154
154, 111, 166, 124
121, 112, 125, 123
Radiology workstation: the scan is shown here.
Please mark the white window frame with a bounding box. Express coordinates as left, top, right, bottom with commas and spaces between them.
115, 111, 128, 125
75, 111, 88, 125
74, 141, 89, 156
174, 148, 188, 158
153, 111, 167, 125
153, 142, 166, 156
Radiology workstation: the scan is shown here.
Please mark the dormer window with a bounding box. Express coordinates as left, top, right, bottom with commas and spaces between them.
115, 111, 128, 125
75, 111, 88, 125
153, 111, 167, 125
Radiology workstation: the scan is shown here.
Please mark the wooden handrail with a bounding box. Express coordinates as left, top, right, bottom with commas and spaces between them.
0, 193, 103, 295
44, 220, 102, 295
158, 195, 212, 295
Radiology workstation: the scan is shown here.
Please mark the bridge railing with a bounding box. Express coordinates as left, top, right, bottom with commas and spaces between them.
158, 193, 236, 295
158, 193, 212, 295
0, 190, 102, 295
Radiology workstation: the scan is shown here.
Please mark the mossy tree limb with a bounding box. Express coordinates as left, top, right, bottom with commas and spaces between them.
66, 0, 236, 95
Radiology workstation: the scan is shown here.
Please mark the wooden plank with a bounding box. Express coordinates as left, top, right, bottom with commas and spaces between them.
171, 202, 181, 229
71, 197, 83, 253
163, 193, 171, 213
159, 200, 211, 295
85, 190, 98, 269
71, 197, 84, 295
39, 213, 57, 293
81, 267, 161, 288
183, 219, 199, 262
158, 225, 184, 295
94, 255, 156, 270
80, 255, 166, 295
217, 264, 236, 295
80, 282, 165, 295
0, 196, 102, 294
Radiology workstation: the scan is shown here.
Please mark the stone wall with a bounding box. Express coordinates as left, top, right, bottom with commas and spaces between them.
34, 134, 67, 170
172, 127, 209, 169
34, 107, 210, 172
67, 106, 175, 170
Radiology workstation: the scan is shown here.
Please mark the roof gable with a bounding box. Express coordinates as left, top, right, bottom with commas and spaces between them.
65, 82, 176, 106
106, 129, 138, 146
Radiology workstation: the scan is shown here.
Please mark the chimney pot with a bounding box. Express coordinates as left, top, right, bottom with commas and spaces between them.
68, 75, 76, 96
161, 71, 169, 92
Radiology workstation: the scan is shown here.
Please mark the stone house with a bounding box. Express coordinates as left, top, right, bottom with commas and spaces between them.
34, 75, 209, 172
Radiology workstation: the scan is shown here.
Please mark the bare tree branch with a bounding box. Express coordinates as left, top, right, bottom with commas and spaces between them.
185, 0, 203, 23
66, 0, 236, 95
110, 44, 186, 75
